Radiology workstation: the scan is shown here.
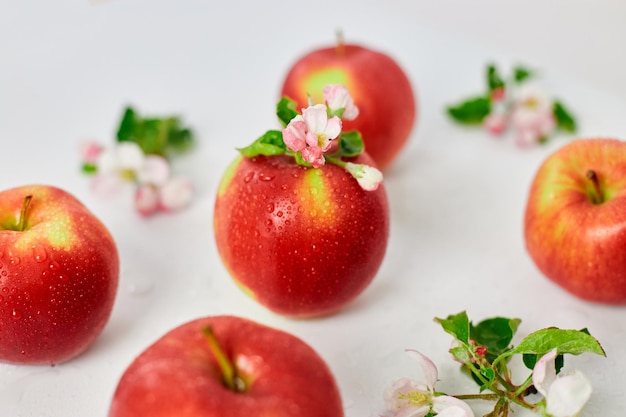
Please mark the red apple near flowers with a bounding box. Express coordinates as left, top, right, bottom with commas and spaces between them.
281, 41, 416, 171
524, 138, 626, 304
0, 185, 119, 364
214, 87, 389, 318
109, 315, 344, 417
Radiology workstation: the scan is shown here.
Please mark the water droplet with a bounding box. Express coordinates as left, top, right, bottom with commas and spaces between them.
243, 171, 254, 183
58, 275, 68, 282
312, 244, 320, 253
266, 203, 275, 213
32, 246, 48, 263
10, 256, 20, 266
276, 211, 283, 217
49, 261, 61, 271
259, 173, 275, 182
12, 309, 22, 320
1, 287, 8, 293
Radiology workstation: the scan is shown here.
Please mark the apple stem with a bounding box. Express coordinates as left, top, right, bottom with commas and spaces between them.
17, 195, 33, 231
336, 29, 345, 56
586, 170, 604, 204
202, 326, 245, 393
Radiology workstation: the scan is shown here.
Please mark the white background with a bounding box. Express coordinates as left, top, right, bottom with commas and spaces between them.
1, 1, 626, 416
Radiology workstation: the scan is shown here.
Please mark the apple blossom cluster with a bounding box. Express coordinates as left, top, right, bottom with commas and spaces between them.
239, 84, 383, 191
383, 311, 604, 417
80, 106, 195, 216
447, 65, 577, 146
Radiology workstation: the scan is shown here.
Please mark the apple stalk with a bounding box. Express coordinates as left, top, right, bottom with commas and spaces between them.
586, 170, 604, 204
202, 326, 246, 393
17, 194, 33, 231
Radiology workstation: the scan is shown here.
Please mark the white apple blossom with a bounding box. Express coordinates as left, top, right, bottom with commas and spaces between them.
384, 350, 475, 417
344, 162, 383, 191
532, 349, 592, 417
323, 84, 360, 120
510, 85, 556, 147
282, 104, 342, 168
84, 141, 193, 216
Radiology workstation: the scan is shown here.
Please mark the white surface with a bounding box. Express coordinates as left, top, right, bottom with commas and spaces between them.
2, 1, 626, 416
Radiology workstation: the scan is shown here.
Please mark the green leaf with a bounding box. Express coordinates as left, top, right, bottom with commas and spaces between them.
553, 101, 577, 133
115, 106, 195, 157
509, 328, 606, 357
471, 317, 521, 362
450, 346, 471, 363
338, 131, 364, 157
487, 65, 505, 91
523, 352, 564, 373
81, 163, 97, 174
238, 130, 287, 157
479, 367, 496, 391
513, 66, 534, 83
435, 311, 470, 344
447, 96, 491, 125
277, 96, 300, 127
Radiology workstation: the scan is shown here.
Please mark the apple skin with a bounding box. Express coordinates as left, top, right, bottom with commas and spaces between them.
280, 43, 416, 171
524, 138, 626, 304
0, 185, 119, 364
214, 152, 389, 318
108, 315, 344, 417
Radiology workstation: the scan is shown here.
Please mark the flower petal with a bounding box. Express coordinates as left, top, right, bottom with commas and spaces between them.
345, 162, 383, 191
433, 396, 475, 417
158, 177, 193, 212
135, 184, 160, 217
115, 141, 145, 171
137, 155, 170, 186
545, 370, 592, 417
323, 116, 342, 142
404, 349, 438, 390
283, 117, 307, 152
532, 349, 558, 397
302, 104, 329, 135
301, 146, 325, 168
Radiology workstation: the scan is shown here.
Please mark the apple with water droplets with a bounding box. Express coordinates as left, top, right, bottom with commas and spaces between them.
213, 152, 389, 318
0, 185, 119, 364
109, 315, 344, 417
280, 41, 416, 171
524, 138, 626, 303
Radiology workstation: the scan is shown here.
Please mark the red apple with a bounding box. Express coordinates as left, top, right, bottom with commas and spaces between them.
280, 42, 416, 171
214, 152, 389, 318
524, 138, 626, 304
108, 315, 344, 417
0, 185, 119, 364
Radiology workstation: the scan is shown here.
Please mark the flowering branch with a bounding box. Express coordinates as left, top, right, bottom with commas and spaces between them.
446, 64, 577, 147
238, 84, 383, 191
384, 311, 605, 417
80, 106, 195, 216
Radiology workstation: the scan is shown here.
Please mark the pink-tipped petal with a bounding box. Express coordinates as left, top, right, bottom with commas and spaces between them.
432, 396, 475, 417
301, 146, 325, 168
324, 116, 342, 142
138, 155, 170, 186
135, 184, 160, 217
532, 349, 558, 397
283, 117, 307, 152
80, 141, 104, 164
405, 350, 439, 390
302, 104, 330, 135
159, 177, 193, 212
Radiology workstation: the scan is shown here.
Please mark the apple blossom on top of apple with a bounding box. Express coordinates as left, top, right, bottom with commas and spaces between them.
241, 84, 383, 191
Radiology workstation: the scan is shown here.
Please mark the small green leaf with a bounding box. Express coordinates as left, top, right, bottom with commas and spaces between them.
81, 163, 97, 174
513, 66, 534, 83
238, 130, 287, 157
277, 97, 300, 127
450, 346, 471, 363
553, 101, 577, 133
435, 311, 470, 344
471, 317, 521, 362
447, 96, 491, 125
338, 131, 364, 157
523, 352, 564, 373
487, 65, 505, 91
509, 328, 606, 357
479, 367, 496, 391
116, 106, 137, 142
